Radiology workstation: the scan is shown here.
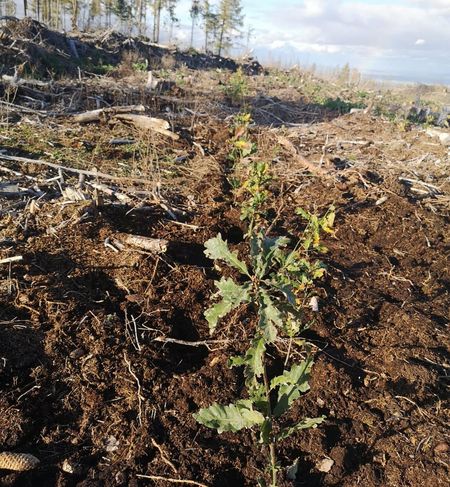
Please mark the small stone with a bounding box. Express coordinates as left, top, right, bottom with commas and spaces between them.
105, 435, 119, 452
426, 128, 450, 146
70, 348, 86, 359
373, 452, 387, 466
434, 442, 449, 454
209, 356, 220, 367
316, 457, 334, 473
61, 459, 75, 474
309, 296, 319, 312
375, 196, 388, 206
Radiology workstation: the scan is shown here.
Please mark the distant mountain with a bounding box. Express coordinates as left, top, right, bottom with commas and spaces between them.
252, 42, 450, 86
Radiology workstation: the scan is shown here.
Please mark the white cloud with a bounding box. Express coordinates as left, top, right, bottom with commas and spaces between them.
248, 0, 450, 83
268, 40, 341, 54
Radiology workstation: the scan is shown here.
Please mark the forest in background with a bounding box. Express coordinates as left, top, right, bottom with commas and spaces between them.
0, 0, 247, 55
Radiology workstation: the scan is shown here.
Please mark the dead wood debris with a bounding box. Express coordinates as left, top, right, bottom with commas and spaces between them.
114, 113, 179, 140
0, 153, 186, 227
118, 234, 168, 254
71, 105, 146, 123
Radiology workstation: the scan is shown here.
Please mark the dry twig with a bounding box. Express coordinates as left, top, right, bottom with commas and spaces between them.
151, 438, 178, 474
0, 256, 23, 265
123, 354, 144, 427
136, 474, 208, 487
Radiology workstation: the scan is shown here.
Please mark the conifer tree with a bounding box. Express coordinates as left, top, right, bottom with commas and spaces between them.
216, 0, 243, 56
190, 0, 201, 47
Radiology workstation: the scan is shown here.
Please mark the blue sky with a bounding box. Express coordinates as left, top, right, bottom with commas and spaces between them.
174, 0, 450, 85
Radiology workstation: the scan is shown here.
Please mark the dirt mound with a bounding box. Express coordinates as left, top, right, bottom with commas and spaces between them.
0, 17, 110, 78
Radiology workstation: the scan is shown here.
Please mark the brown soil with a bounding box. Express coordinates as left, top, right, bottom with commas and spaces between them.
0, 30, 449, 487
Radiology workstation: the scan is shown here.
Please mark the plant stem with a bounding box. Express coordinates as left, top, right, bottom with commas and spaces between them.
284, 337, 293, 367
262, 357, 277, 487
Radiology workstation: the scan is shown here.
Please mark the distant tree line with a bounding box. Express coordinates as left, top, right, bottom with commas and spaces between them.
0, 0, 245, 56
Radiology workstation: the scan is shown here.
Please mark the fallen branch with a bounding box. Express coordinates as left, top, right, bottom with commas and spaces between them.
71, 104, 145, 123
0, 99, 50, 116
163, 219, 200, 230
151, 438, 178, 474
2, 74, 51, 88
399, 177, 442, 195
0, 154, 154, 185
124, 353, 144, 427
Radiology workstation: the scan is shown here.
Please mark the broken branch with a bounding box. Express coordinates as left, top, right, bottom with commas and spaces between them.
71, 104, 145, 123
120, 235, 168, 254
0, 154, 154, 185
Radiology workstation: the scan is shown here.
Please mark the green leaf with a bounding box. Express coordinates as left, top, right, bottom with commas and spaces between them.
250, 384, 269, 414
230, 338, 265, 389
204, 234, 249, 276
273, 283, 297, 306
258, 290, 283, 343
320, 205, 335, 234
251, 233, 290, 279
302, 236, 312, 251
205, 277, 251, 334
296, 207, 311, 221
275, 416, 326, 441
272, 358, 314, 417
194, 400, 265, 433
259, 418, 272, 444
205, 300, 233, 334
215, 277, 251, 303
284, 311, 302, 337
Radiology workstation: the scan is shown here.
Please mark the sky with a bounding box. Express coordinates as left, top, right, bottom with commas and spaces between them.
174, 0, 450, 85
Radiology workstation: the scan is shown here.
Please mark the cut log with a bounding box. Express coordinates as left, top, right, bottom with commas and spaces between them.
114, 114, 179, 140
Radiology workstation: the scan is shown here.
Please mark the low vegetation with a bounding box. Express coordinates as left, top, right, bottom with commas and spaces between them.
194, 121, 335, 485
0, 16, 448, 487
